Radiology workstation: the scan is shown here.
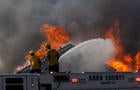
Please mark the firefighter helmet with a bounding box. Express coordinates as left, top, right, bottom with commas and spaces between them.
29, 50, 35, 55
45, 43, 51, 49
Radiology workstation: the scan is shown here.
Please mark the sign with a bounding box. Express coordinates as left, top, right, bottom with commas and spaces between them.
89, 75, 125, 81
89, 74, 125, 85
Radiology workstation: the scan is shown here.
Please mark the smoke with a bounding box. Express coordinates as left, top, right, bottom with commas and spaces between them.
0, 0, 139, 73
59, 39, 115, 72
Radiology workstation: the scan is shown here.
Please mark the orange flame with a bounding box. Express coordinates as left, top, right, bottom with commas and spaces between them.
41, 24, 69, 50
105, 20, 140, 72
15, 24, 69, 72
135, 52, 140, 70
26, 24, 69, 60
105, 21, 123, 57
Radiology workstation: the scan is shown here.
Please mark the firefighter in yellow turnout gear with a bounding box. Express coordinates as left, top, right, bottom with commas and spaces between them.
29, 50, 41, 73
45, 43, 59, 73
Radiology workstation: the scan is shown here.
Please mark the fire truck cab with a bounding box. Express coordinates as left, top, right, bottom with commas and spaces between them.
1, 72, 140, 90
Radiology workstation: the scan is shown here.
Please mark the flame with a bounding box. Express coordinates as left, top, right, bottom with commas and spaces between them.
27, 24, 69, 60
106, 60, 129, 71
135, 52, 140, 70
105, 20, 140, 72
105, 21, 123, 56
15, 24, 69, 72
41, 24, 69, 50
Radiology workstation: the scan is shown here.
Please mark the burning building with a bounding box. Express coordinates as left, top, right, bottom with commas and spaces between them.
17, 21, 139, 73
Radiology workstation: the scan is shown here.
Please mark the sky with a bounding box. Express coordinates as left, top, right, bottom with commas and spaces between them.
0, 0, 139, 73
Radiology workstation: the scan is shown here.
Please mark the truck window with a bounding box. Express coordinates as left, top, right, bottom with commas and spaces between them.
6, 78, 23, 84
6, 85, 23, 90
5, 78, 24, 90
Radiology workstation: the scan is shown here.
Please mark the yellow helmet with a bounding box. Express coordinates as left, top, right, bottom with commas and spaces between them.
29, 50, 35, 55
45, 43, 51, 49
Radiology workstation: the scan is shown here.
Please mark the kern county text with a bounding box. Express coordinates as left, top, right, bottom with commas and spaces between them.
89, 75, 125, 81
89, 75, 125, 84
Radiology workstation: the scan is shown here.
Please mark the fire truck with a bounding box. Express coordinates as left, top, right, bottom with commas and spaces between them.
1, 72, 140, 90
1, 44, 140, 90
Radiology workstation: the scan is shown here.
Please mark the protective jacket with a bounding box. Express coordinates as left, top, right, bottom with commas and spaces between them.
30, 56, 41, 70
45, 49, 59, 66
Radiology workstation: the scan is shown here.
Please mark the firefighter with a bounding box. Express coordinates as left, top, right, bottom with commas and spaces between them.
45, 43, 59, 73
29, 50, 41, 73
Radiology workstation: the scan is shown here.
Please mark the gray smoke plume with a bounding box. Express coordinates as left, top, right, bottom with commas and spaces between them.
0, 0, 139, 73
59, 39, 115, 72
